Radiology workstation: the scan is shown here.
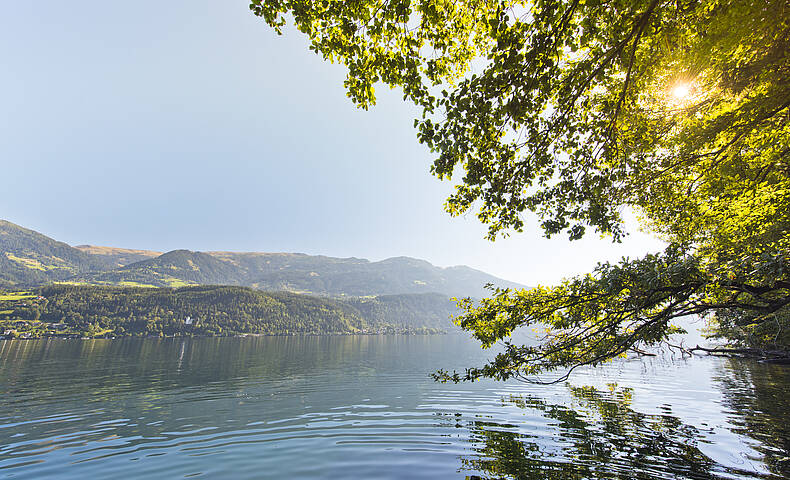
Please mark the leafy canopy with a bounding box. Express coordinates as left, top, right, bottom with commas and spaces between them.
251, 0, 790, 381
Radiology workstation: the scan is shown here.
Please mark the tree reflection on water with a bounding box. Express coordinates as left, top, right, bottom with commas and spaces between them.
715, 359, 790, 478
455, 383, 780, 480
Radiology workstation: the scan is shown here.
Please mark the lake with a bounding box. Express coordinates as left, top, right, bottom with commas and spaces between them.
1, 335, 788, 479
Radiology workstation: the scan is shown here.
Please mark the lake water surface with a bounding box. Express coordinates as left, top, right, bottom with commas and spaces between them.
1, 335, 788, 479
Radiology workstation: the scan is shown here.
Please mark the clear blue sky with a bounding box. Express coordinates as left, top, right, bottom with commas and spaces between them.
0, 0, 664, 285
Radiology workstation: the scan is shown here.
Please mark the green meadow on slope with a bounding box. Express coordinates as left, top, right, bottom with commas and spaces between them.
0, 220, 115, 286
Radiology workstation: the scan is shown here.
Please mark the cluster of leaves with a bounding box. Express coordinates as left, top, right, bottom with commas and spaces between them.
253, 0, 789, 241
252, 0, 790, 379
436, 246, 789, 382
250, 0, 498, 109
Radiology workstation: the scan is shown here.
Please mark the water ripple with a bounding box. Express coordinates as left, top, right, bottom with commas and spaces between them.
0, 336, 788, 479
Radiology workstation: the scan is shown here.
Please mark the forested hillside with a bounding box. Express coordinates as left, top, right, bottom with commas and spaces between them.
0, 220, 113, 285
79, 250, 246, 287
0, 285, 454, 338
347, 293, 460, 330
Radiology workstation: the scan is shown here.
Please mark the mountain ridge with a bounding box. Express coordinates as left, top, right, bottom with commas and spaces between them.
73, 245, 162, 267
1, 219, 527, 297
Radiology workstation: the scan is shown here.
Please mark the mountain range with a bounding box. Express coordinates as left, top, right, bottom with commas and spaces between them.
0, 219, 525, 298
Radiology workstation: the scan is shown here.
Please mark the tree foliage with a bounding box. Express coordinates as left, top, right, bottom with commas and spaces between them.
251, 0, 790, 379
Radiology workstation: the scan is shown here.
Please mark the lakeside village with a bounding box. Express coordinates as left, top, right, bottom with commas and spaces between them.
5, 313, 201, 340
0, 292, 193, 339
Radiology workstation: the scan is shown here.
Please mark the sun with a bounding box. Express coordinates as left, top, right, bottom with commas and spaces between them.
671, 82, 691, 101
665, 80, 697, 108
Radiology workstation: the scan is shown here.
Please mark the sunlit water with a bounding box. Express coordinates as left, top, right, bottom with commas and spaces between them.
0, 335, 788, 479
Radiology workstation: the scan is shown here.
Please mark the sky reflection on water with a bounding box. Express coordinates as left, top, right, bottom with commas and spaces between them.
0, 336, 787, 479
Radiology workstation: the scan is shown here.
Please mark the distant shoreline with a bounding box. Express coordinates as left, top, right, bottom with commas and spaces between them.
1, 330, 449, 341
1, 284, 456, 340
